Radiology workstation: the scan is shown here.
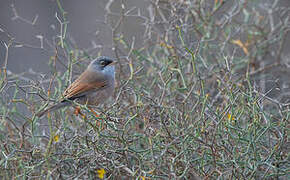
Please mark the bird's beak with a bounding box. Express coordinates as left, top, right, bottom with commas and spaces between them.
108, 60, 117, 66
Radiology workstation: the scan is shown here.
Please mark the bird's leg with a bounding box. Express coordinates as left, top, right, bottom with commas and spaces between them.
73, 106, 82, 116
73, 106, 80, 116
74, 106, 87, 119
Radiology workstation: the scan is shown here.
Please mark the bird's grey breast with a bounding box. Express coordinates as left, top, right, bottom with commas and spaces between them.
85, 66, 115, 105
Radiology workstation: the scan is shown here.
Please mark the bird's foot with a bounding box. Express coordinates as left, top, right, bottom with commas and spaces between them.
73, 106, 81, 116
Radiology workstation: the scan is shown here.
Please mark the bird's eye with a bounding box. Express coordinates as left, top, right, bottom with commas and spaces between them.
100, 60, 106, 66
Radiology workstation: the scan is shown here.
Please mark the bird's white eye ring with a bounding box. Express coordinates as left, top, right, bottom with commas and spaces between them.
100, 61, 106, 66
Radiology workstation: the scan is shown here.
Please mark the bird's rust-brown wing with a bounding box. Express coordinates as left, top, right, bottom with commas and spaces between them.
62, 69, 107, 100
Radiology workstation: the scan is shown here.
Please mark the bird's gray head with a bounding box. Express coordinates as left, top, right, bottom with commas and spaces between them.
88, 56, 116, 76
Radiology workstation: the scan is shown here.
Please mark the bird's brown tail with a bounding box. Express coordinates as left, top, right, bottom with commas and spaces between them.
36, 102, 70, 117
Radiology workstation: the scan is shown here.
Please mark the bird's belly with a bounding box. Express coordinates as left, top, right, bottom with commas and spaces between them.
77, 86, 114, 106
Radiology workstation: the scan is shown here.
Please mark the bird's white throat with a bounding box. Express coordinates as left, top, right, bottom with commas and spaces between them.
102, 65, 115, 79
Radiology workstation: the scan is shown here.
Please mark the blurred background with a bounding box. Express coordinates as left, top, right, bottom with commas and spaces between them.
0, 0, 149, 73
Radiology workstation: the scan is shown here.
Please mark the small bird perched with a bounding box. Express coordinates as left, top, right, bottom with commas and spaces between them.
36, 56, 116, 117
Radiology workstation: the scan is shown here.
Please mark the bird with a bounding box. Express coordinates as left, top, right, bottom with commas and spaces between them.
36, 56, 116, 117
